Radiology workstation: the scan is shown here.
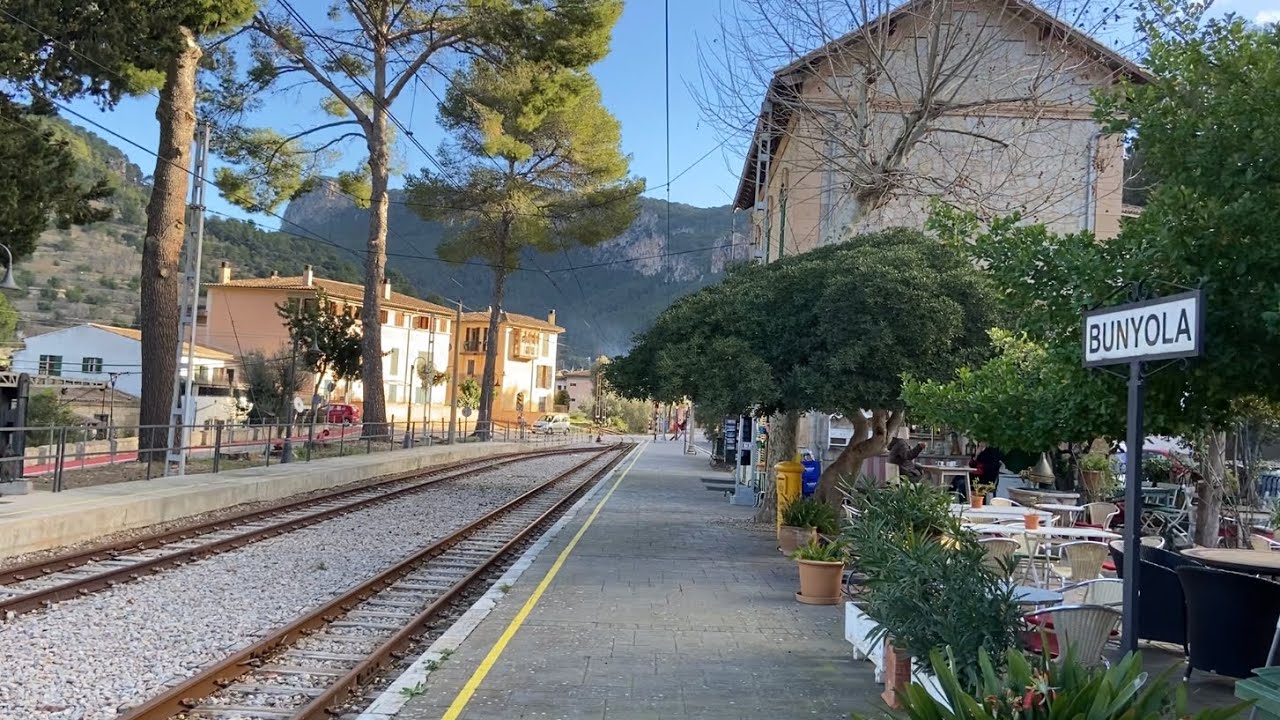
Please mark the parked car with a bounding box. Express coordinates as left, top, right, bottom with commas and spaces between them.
531, 413, 571, 434
323, 403, 361, 425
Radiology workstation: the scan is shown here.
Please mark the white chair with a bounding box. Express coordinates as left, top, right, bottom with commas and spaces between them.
1024, 604, 1122, 667
979, 537, 1021, 578
1140, 535, 1167, 549
1251, 534, 1280, 552
1062, 578, 1123, 607
1079, 502, 1120, 530
1049, 541, 1110, 586
991, 497, 1022, 508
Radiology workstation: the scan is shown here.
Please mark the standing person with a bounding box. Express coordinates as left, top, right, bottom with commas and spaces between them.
969, 442, 1006, 497
670, 416, 686, 441
887, 437, 926, 481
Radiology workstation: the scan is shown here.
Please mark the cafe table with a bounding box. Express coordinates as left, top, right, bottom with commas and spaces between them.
1182, 547, 1280, 576
1036, 503, 1086, 528
951, 505, 1054, 524
922, 463, 972, 498
1008, 583, 1064, 607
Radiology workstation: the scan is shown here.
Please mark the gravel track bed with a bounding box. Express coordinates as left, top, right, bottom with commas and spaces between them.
0, 452, 598, 720
0, 448, 580, 570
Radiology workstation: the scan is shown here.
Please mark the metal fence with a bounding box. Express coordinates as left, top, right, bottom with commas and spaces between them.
6, 418, 591, 492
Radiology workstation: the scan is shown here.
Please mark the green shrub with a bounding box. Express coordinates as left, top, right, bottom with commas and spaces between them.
891, 647, 1245, 720
780, 496, 840, 534
844, 482, 1021, 692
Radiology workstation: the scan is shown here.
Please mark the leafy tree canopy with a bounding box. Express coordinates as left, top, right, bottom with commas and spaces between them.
277, 291, 362, 385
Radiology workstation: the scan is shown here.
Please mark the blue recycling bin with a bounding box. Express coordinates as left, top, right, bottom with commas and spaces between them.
800, 459, 821, 496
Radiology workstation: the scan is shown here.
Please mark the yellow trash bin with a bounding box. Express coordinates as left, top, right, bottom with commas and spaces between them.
775, 460, 803, 530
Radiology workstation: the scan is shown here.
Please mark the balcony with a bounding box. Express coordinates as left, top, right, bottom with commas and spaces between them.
511, 341, 538, 360
463, 340, 487, 354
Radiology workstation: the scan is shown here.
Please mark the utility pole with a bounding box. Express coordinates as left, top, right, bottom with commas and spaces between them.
281, 331, 299, 463
447, 300, 462, 443
165, 123, 210, 476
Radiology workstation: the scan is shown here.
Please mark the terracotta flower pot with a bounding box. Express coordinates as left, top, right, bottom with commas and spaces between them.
795, 559, 844, 605
1024, 513, 1041, 530
1082, 470, 1105, 499
778, 525, 818, 554
969, 494, 985, 509
881, 641, 913, 708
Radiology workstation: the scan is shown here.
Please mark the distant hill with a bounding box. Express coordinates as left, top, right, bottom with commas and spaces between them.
14, 121, 741, 367
282, 183, 741, 364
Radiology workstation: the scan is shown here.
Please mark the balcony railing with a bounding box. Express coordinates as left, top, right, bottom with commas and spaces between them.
463, 340, 487, 353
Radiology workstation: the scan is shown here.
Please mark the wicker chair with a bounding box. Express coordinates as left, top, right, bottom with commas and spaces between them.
1078, 502, 1120, 530
1063, 578, 1123, 607
1049, 541, 1110, 586
1023, 604, 1123, 667
980, 537, 1021, 578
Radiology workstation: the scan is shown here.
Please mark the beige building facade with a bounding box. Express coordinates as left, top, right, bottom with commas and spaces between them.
733, 0, 1146, 261
458, 310, 563, 423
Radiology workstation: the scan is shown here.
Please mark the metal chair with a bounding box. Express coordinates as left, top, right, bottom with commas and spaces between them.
1050, 541, 1110, 586
1078, 502, 1120, 530
979, 537, 1021, 578
1063, 578, 1123, 607
1022, 604, 1122, 667
1141, 486, 1193, 546
1253, 534, 1280, 552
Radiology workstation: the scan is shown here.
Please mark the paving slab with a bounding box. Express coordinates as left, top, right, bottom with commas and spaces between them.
0, 440, 576, 558
390, 439, 878, 720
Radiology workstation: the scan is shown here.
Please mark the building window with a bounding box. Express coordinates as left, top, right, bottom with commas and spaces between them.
81, 357, 103, 373
414, 315, 432, 330
380, 309, 390, 324
387, 384, 398, 403
540, 332, 550, 356
537, 366, 552, 389
328, 301, 340, 314
399, 313, 410, 328
466, 359, 475, 376
39, 355, 62, 376
387, 348, 400, 376
439, 319, 450, 334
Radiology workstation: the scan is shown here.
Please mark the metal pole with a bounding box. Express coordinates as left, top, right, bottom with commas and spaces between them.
1121, 359, 1145, 654
165, 123, 211, 476
213, 422, 222, 474
448, 300, 462, 443
282, 335, 298, 463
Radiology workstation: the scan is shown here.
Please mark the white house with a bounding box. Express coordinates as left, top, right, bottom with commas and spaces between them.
10, 324, 242, 425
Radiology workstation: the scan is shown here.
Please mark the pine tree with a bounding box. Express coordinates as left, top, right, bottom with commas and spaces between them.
405, 62, 641, 434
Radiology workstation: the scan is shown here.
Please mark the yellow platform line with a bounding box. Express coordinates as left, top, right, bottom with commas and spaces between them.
438, 442, 647, 720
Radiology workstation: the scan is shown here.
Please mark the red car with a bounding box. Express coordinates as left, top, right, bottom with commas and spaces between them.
323, 403, 361, 425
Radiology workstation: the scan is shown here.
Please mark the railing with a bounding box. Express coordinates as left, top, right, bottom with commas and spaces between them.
462, 341, 487, 353
0, 417, 590, 492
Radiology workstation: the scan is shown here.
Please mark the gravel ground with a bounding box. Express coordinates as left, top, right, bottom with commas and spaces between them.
0, 451, 600, 720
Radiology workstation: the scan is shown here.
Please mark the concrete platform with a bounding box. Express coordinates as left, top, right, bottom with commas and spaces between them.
0, 440, 580, 559
385, 438, 878, 720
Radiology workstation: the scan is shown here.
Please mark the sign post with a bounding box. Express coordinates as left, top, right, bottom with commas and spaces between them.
1083, 289, 1202, 654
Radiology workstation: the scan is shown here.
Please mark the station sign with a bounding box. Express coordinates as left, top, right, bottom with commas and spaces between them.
1083, 290, 1202, 367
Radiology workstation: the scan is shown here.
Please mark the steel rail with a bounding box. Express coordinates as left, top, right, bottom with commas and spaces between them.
119, 444, 630, 720
0, 446, 605, 616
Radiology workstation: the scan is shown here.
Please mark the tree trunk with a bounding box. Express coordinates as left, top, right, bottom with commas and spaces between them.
756, 410, 799, 523
817, 409, 904, 502
1194, 429, 1227, 547
478, 266, 506, 439
359, 46, 390, 438
138, 28, 200, 462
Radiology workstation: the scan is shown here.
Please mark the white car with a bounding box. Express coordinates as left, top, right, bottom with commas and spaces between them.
531, 413, 571, 434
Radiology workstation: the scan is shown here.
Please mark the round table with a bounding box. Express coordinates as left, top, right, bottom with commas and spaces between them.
1009, 584, 1063, 606
1182, 547, 1280, 575
1037, 503, 1085, 527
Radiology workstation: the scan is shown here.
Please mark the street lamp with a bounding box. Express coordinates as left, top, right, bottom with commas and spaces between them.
0, 244, 20, 291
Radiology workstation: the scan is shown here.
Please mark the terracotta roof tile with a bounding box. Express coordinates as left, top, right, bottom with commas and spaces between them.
88, 324, 237, 361
213, 276, 454, 315
461, 310, 564, 333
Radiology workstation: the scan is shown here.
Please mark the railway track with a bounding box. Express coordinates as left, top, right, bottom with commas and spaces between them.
119, 444, 632, 720
0, 444, 606, 616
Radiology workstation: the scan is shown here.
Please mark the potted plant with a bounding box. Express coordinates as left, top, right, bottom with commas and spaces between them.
1079, 453, 1113, 500
778, 496, 839, 554
791, 539, 847, 605
883, 646, 1248, 720
970, 480, 995, 508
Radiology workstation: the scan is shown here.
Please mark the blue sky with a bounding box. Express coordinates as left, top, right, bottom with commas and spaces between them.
62, 0, 1280, 227
64, 1, 742, 227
